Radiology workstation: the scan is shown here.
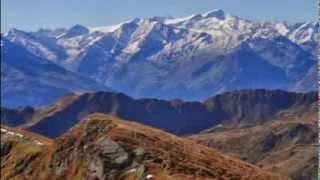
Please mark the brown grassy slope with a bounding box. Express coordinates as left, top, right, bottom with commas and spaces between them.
1, 113, 285, 180
1, 125, 53, 145
190, 102, 318, 180
1, 125, 52, 179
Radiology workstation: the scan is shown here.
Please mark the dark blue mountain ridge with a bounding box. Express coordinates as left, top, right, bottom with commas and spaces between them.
1, 89, 317, 138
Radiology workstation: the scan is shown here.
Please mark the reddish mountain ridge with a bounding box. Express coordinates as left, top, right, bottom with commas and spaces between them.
1, 114, 284, 180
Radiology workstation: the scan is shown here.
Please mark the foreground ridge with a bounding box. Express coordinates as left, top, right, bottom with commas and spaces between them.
1, 113, 285, 180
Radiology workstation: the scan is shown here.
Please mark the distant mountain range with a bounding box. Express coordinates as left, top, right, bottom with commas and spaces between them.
2, 9, 318, 106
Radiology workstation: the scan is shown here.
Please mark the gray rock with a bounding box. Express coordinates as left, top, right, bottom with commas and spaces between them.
134, 148, 145, 157
97, 138, 129, 166
136, 165, 147, 180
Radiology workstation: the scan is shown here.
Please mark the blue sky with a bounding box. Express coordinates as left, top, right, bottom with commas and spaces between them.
1, 0, 317, 32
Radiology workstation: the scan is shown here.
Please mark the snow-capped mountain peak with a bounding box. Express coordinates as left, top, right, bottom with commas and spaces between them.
3, 9, 317, 103
5, 28, 63, 61
202, 9, 226, 19
288, 22, 318, 44
6, 28, 29, 39
60, 24, 89, 39
90, 24, 123, 34
36, 28, 67, 38
89, 18, 142, 34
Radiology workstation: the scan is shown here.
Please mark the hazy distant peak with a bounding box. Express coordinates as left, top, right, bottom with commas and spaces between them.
62, 24, 89, 38
202, 9, 226, 19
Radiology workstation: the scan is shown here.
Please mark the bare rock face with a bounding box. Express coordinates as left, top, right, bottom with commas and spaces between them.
97, 138, 129, 166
